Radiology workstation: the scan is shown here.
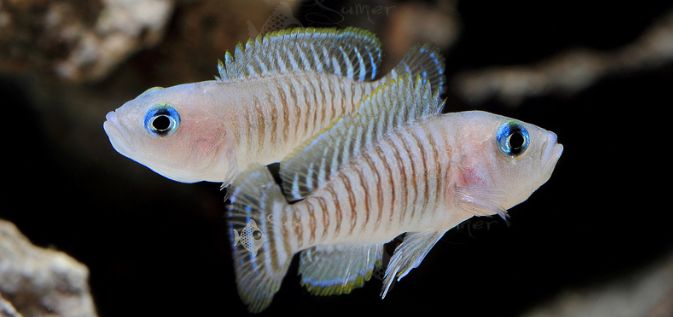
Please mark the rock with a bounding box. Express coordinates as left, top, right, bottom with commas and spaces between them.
0, 295, 22, 317
523, 252, 673, 317
381, 0, 460, 71
454, 7, 673, 105
0, 220, 97, 317
0, 0, 175, 82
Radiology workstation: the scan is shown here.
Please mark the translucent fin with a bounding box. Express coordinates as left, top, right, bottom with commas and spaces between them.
226, 166, 294, 313
299, 244, 383, 296
383, 44, 446, 95
381, 231, 446, 299
280, 75, 443, 200
455, 185, 509, 221
217, 27, 382, 81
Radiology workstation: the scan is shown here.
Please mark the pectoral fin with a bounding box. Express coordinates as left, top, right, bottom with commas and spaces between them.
455, 186, 510, 222
381, 231, 446, 299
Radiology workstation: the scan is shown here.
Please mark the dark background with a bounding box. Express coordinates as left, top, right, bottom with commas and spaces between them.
1, 0, 672, 316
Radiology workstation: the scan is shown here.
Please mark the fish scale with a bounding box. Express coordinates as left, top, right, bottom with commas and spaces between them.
284, 119, 453, 250
233, 74, 372, 167
225, 75, 563, 312
103, 28, 457, 313
104, 27, 446, 185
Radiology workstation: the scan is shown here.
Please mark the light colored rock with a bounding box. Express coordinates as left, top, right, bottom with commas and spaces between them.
455, 8, 673, 105
56, 0, 174, 82
523, 252, 673, 317
0, 220, 97, 317
0, 294, 22, 317
0, 0, 174, 82
382, 0, 459, 71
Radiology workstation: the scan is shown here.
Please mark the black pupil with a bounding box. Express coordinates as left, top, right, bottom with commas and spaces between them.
152, 115, 171, 131
252, 230, 262, 239
509, 131, 525, 152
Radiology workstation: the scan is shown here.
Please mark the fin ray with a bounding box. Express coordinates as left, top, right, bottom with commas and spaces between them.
299, 244, 383, 296
280, 75, 443, 200
218, 27, 382, 81
383, 44, 446, 95
381, 231, 446, 299
226, 166, 294, 312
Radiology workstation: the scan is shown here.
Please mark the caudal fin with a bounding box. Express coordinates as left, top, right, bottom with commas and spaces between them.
382, 44, 446, 95
226, 166, 294, 313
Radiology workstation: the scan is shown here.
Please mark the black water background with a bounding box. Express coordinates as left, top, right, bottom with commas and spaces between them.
2, 1, 672, 316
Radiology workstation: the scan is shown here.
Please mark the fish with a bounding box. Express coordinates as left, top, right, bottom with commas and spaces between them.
232, 219, 265, 254
103, 27, 445, 185
225, 75, 563, 312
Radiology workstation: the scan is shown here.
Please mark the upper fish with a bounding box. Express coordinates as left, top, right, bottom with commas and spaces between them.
225, 75, 563, 312
103, 27, 445, 184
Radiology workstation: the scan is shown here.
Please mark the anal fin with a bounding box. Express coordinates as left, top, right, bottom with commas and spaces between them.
299, 243, 384, 296
381, 231, 446, 298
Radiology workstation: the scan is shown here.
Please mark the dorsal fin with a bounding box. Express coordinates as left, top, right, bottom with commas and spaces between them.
383, 44, 446, 96
279, 75, 444, 201
216, 27, 382, 81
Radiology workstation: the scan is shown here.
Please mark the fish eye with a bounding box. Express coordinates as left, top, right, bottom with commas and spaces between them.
144, 104, 180, 136
496, 121, 530, 157
252, 230, 262, 240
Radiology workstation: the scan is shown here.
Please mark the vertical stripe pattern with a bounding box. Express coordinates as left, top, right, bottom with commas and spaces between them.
291, 118, 453, 248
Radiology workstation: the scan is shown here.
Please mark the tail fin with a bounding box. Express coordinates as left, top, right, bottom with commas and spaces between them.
226, 166, 293, 313
382, 44, 446, 95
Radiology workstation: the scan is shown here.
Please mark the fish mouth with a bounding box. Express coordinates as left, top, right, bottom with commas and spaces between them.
102, 111, 117, 139
103, 111, 202, 183
103, 111, 132, 158
542, 132, 564, 169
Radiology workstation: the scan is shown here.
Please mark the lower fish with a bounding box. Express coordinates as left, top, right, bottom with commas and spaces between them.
226, 76, 563, 312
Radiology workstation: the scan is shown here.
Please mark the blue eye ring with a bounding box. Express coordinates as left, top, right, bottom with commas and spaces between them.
144, 104, 180, 137
496, 121, 530, 157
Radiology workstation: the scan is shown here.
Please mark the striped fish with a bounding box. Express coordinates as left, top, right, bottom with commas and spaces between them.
226, 76, 564, 312
103, 27, 445, 184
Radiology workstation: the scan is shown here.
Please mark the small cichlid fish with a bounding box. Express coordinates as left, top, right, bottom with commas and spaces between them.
103, 27, 445, 184
226, 75, 563, 312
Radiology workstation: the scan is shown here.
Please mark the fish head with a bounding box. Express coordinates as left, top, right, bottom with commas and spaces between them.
453, 111, 563, 214
103, 82, 237, 183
